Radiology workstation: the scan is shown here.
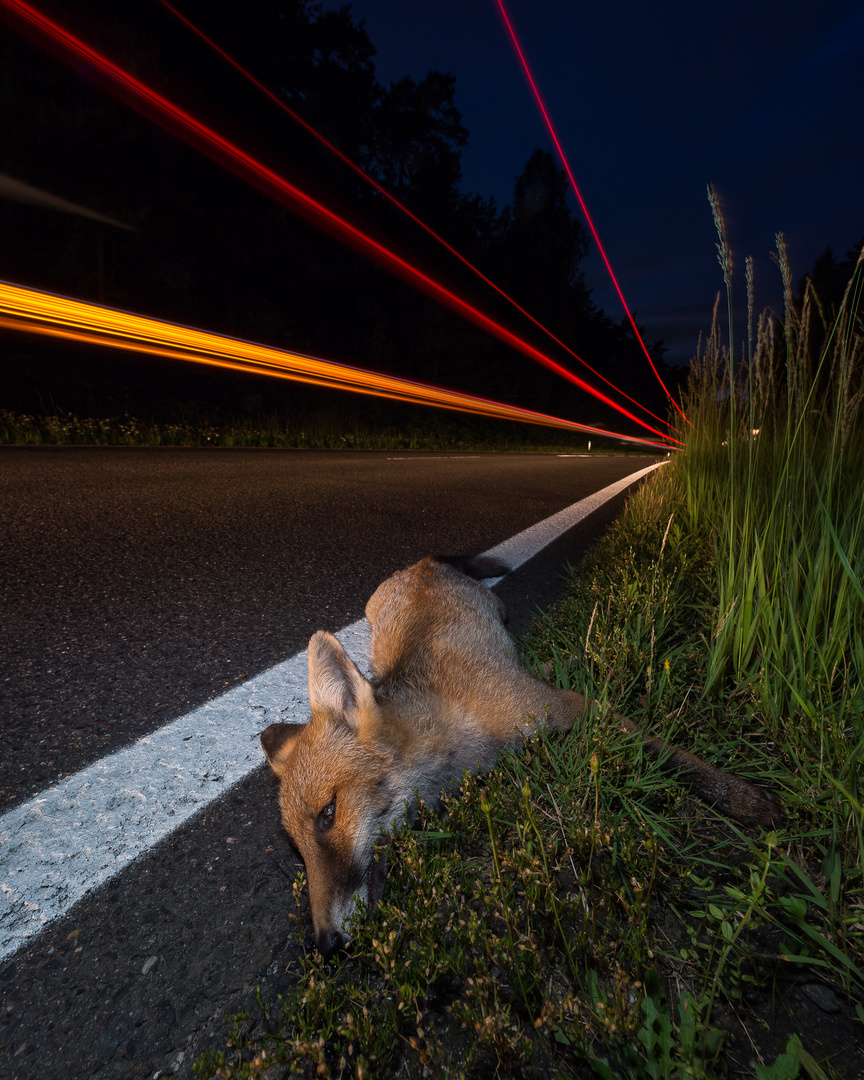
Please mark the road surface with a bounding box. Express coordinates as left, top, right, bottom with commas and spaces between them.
0, 446, 662, 1079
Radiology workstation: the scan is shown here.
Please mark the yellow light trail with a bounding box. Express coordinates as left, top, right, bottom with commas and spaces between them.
0, 281, 672, 447
0, 0, 677, 445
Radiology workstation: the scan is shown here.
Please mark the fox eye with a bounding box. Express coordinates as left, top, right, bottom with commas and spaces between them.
317, 798, 336, 833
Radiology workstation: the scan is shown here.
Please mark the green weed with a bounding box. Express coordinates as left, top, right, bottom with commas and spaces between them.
193, 221, 862, 1078
0, 407, 628, 454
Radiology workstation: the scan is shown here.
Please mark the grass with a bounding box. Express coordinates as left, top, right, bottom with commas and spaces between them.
0, 407, 633, 454
191, 227, 863, 1078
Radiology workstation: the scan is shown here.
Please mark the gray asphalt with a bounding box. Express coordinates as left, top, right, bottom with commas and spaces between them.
0, 446, 660, 1079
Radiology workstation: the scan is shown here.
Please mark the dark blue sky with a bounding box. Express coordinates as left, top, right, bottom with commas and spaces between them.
323, 0, 864, 364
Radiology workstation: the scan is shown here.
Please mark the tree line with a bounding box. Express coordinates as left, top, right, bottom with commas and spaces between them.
1, 0, 680, 431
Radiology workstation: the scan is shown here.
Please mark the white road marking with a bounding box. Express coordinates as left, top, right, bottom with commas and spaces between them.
481, 462, 664, 585
0, 461, 663, 961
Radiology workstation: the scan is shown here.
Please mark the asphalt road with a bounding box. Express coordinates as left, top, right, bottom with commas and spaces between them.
0, 446, 661, 1079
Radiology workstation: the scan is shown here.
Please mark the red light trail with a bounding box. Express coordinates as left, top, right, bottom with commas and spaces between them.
494, 0, 689, 424
156, 0, 673, 435
0, 0, 680, 446
0, 280, 671, 448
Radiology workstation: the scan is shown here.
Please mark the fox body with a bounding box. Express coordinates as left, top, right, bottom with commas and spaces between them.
261, 557, 779, 955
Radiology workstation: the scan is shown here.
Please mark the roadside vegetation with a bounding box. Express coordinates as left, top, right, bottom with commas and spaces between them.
193, 235, 863, 1079
0, 407, 631, 454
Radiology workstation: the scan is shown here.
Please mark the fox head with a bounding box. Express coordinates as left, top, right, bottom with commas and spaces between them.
260, 631, 405, 956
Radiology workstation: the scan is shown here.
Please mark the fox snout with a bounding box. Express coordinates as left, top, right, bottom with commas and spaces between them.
317, 929, 345, 959
261, 710, 393, 953
260, 631, 402, 955
307, 850, 389, 957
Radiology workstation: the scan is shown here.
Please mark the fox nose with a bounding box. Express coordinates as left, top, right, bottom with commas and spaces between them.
317, 929, 346, 958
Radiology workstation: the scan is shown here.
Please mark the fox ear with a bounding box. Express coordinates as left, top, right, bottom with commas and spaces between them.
308, 630, 375, 730
260, 721, 303, 776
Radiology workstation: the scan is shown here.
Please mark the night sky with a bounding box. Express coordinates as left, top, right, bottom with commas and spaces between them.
1, 0, 862, 421
324, 0, 864, 363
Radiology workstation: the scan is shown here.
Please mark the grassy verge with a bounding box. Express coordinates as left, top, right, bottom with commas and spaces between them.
191, 234, 862, 1078
0, 407, 632, 454
193, 454, 861, 1080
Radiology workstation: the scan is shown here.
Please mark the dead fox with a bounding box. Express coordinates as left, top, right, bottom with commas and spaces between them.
261, 556, 780, 955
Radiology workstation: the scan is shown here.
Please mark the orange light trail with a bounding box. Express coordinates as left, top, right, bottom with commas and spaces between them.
157, 0, 673, 435
0, 0, 680, 447
0, 281, 671, 447
494, 0, 689, 424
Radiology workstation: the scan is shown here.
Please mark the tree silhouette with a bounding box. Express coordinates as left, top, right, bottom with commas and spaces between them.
0, 0, 678, 433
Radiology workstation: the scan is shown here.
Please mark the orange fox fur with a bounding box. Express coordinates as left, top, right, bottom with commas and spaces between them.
261, 557, 780, 955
